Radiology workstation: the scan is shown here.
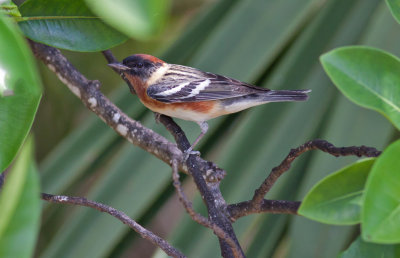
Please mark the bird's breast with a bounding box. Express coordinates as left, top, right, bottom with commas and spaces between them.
142, 97, 220, 122
126, 73, 238, 122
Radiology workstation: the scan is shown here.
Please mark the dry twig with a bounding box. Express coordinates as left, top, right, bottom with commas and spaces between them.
251, 139, 381, 208
228, 199, 300, 221
41, 193, 185, 258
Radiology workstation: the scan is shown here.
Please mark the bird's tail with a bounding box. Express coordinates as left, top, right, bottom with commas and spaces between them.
261, 89, 311, 102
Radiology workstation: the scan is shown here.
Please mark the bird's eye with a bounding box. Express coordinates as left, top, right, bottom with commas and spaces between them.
131, 63, 137, 67
137, 63, 143, 68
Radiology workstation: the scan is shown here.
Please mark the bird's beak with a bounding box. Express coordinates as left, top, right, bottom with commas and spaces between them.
107, 63, 130, 72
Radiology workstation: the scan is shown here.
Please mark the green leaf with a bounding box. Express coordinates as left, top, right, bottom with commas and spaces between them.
362, 140, 400, 243
386, 0, 400, 24
299, 159, 374, 225
84, 0, 170, 40
0, 1, 21, 17
321, 46, 400, 131
339, 236, 400, 258
18, 0, 127, 52
0, 137, 41, 258
0, 13, 41, 172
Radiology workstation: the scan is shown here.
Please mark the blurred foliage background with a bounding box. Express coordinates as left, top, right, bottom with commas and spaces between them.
31, 0, 399, 257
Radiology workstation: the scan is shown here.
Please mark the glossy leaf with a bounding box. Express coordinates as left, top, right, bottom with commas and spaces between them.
18, 0, 127, 52
386, 0, 400, 24
299, 159, 374, 225
0, 137, 41, 258
362, 140, 400, 243
84, 0, 169, 40
0, 0, 21, 17
321, 46, 400, 131
340, 236, 400, 258
0, 13, 41, 172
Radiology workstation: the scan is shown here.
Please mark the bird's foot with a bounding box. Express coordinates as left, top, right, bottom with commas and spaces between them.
183, 148, 201, 163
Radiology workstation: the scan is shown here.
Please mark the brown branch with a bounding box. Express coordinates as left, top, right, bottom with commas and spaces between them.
158, 115, 244, 258
41, 193, 185, 258
28, 40, 225, 181
171, 160, 211, 227
102, 50, 118, 63
102, 50, 133, 88
171, 160, 244, 258
251, 139, 381, 207
227, 200, 301, 221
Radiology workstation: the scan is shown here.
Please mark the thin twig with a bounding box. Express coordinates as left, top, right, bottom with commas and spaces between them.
102, 50, 133, 89
171, 160, 210, 227
102, 50, 118, 63
171, 160, 244, 258
251, 139, 381, 207
41, 193, 185, 258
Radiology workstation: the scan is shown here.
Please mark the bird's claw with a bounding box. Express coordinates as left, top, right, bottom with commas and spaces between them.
183, 149, 201, 163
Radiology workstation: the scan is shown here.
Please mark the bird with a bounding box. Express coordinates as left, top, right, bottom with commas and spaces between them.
108, 54, 310, 159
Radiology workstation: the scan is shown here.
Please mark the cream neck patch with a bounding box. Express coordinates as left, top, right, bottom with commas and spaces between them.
146, 63, 169, 86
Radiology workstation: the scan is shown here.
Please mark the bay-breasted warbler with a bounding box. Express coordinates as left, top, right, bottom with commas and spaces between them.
109, 54, 310, 157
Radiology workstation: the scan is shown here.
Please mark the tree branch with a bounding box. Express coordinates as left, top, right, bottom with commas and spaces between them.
170, 159, 213, 228
102, 50, 133, 88
40, 193, 185, 258
158, 115, 244, 258
102, 50, 118, 63
171, 160, 244, 258
28, 40, 225, 181
251, 139, 381, 208
227, 199, 300, 221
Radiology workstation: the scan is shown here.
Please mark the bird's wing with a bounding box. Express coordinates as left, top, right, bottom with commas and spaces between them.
147, 65, 268, 103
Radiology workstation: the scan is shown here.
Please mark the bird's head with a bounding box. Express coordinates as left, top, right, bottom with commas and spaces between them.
108, 54, 165, 82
